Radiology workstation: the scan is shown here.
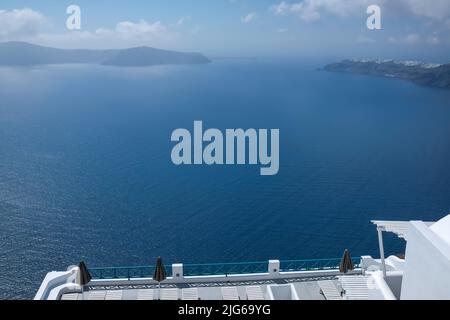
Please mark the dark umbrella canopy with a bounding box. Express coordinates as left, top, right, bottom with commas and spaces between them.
153, 257, 167, 283
78, 261, 92, 285
339, 249, 354, 274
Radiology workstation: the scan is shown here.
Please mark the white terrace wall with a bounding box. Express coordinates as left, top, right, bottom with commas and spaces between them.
400, 221, 450, 300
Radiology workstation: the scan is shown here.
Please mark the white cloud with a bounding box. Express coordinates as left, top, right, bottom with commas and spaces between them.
427, 35, 440, 45
114, 20, 168, 39
177, 16, 191, 26
0, 8, 46, 39
0, 8, 174, 47
270, 0, 372, 22
92, 20, 170, 40
291, 2, 321, 22
401, 0, 450, 20
241, 12, 257, 23
271, 1, 291, 15
189, 25, 201, 36
277, 27, 289, 33
389, 33, 421, 45
270, 0, 450, 22
35, 20, 176, 49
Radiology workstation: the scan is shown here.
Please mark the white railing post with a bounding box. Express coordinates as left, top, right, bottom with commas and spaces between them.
377, 227, 387, 278
172, 263, 184, 280
268, 260, 280, 277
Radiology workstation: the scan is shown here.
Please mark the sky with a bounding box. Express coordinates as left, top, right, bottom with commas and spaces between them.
0, 0, 449, 61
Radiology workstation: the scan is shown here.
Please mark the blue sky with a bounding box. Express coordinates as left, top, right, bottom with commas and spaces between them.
0, 0, 449, 61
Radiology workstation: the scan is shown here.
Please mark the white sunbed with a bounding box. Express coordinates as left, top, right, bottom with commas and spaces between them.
61, 293, 80, 301
136, 289, 155, 300
222, 287, 240, 300
105, 290, 123, 300
317, 280, 343, 300
338, 275, 370, 300
182, 288, 200, 300
87, 290, 107, 300
246, 286, 265, 300
160, 288, 180, 300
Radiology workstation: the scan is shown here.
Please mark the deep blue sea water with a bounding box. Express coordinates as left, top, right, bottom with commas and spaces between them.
0, 59, 449, 299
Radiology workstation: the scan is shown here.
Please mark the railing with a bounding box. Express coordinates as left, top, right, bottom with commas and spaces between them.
88, 257, 361, 280
183, 261, 268, 277
280, 257, 361, 272
89, 265, 160, 280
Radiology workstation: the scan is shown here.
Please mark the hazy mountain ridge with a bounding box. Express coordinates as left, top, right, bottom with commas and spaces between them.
102, 46, 211, 66
324, 59, 450, 89
0, 42, 211, 67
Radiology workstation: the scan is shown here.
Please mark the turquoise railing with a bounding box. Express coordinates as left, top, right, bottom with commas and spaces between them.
183, 261, 268, 276
89, 265, 162, 280
280, 257, 361, 272
88, 257, 361, 280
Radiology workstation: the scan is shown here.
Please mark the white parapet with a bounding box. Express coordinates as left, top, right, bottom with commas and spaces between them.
172, 263, 184, 280
268, 260, 280, 275
360, 255, 405, 273
34, 266, 81, 300
366, 271, 397, 300
401, 220, 450, 299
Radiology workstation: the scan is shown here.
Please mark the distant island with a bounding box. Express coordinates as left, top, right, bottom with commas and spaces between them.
324, 59, 450, 89
0, 41, 211, 67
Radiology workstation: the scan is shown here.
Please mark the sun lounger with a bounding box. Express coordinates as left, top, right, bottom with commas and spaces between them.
246, 286, 265, 300
87, 290, 107, 300
61, 293, 80, 300
105, 290, 123, 300
160, 288, 179, 300
338, 275, 370, 300
222, 287, 240, 300
136, 289, 154, 300
182, 288, 200, 300
318, 280, 343, 300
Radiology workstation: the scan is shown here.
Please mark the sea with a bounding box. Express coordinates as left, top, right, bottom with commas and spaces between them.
0, 58, 449, 299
